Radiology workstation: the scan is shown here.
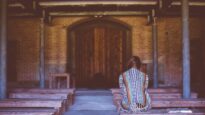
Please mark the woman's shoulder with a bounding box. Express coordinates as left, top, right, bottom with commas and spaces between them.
121, 68, 148, 76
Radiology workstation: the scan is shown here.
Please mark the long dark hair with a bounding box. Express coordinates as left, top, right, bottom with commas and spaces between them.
127, 56, 141, 69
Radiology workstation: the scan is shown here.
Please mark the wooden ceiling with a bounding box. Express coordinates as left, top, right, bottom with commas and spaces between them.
8, 0, 205, 18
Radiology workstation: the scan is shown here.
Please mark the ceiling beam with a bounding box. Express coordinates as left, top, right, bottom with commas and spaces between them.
156, 0, 174, 16
49, 11, 149, 16
158, 0, 173, 9
39, 1, 157, 7
171, 1, 205, 6
8, 0, 205, 18
8, 13, 37, 17
8, 3, 25, 9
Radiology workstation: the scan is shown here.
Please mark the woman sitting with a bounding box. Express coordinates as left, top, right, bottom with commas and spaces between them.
119, 56, 151, 113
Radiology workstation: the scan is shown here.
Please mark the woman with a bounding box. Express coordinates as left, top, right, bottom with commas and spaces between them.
119, 56, 151, 113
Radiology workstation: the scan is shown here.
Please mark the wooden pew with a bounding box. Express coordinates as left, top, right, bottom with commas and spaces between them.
0, 111, 55, 115
113, 93, 198, 100
0, 108, 57, 115
110, 88, 181, 94
9, 92, 69, 111
120, 108, 205, 115
10, 88, 75, 93
152, 99, 205, 108
0, 99, 63, 115
111, 88, 205, 115
9, 92, 69, 99
9, 88, 75, 105
114, 98, 205, 108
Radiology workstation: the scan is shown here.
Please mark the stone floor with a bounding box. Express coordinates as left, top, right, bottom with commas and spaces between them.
64, 110, 119, 115
63, 89, 205, 115
64, 89, 118, 115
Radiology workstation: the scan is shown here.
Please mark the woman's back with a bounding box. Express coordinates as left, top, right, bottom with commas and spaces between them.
119, 56, 151, 113
119, 68, 151, 112
124, 68, 146, 105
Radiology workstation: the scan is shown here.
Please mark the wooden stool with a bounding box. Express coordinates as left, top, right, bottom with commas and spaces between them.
49, 73, 70, 88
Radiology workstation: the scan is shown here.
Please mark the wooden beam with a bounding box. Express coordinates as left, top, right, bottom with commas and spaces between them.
8, 3, 25, 9
49, 11, 149, 16
7, 11, 149, 17
39, 1, 157, 7
172, 1, 205, 6
8, 13, 36, 17
0, 0, 7, 99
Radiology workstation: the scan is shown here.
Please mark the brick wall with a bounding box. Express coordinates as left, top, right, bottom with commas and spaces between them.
7, 16, 205, 87
8, 18, 40, 81
44, 17, 86, 79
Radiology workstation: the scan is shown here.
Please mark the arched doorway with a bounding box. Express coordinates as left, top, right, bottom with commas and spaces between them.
67, 18, 132, 89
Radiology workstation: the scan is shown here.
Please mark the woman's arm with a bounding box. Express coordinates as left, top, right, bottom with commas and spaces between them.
145, 75, 149, 89
119, 74, 127, 97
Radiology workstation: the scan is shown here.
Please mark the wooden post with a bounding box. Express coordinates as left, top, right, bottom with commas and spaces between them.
182, 0, 190, 98
0, 0, 7, 99
39, 11, 45, 88
152, 17, 159, 88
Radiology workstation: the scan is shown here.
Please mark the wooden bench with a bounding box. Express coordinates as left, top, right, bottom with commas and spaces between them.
110, 88, 181, 94
0, 108, 57, 115
152, 99, 205, 108
120, 108, 205, 115
9, 88, 75, 105
10, 88, 75, 94
0, 111, 55, 115
49, 73, 70, 88
0, 99, 63, 115
113, 93, 198, 100
114, 98, 205, 109
9, 93, 69, 99
9, 92, 69, 111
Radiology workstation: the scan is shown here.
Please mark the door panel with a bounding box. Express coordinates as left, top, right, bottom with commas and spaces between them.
68, 21, 131, 88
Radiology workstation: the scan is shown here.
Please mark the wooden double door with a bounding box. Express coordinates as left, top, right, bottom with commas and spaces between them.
68, 19, 131, 88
